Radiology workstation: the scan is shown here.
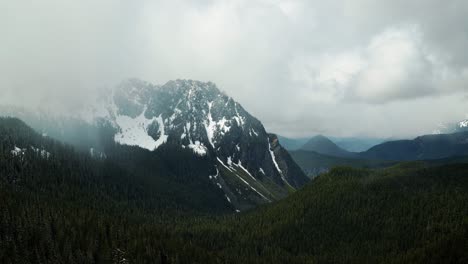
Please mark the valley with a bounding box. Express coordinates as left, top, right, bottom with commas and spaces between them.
0, 80, 467, 263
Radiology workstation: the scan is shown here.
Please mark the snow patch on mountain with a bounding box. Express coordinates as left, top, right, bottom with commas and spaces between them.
11, 146, 50, 159
30, 146, 51, 159
218, 117, 231, 133
204, 101, 216, 148
74, 79, 309, 211
233, 102, 245, 127
215, 157, 273, 203
235, 161, 258, 182
231, 171, 271, 202
11, 146, 26, 157
268, 140, 282, 174
209, 168, 219, 180
259, 168, 265, 175
459, 120, 468, 128
188, 140, 208, 156
114, 109, 167, 151
89, 148, 107, 159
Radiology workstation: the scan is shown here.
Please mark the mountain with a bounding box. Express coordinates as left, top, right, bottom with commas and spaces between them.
361, 131, 468, 161
182, 163, 468, 263
433, 118, 468, 134
276, 135, 309, 151
0, 117, 234, 214
98, 79, 309, 210
0, 79, 309, 211
290, 149, 397, 178
329, 136, 387, 152
2, 119, 467, 263
300, 134, 357, 158
278, 134, 386, 153
0, 105, 109, 152
460, 119, 468, 131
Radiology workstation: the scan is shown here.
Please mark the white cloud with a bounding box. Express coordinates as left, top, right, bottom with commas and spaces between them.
289, 51, 364, 103
350, 25, 436, 102
1, 0, 467, 137
289, 25, 468, 105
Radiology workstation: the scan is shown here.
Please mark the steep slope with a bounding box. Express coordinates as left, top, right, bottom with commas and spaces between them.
0, 117, 233, 214
2, 117, 467, 263
361, 131, 468, 161
184, 163, 468, 263
0, 105, 111, 152
276, 135, 310, 151
94, 79, 309, 210
1, 79, 309, 211
300, 134, 357, 158
0, 117, 238, 263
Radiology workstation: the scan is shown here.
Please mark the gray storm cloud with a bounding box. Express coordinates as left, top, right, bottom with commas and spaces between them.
1, 0, 467, 138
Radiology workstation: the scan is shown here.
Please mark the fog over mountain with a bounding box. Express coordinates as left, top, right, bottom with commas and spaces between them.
1, 0, 468, 138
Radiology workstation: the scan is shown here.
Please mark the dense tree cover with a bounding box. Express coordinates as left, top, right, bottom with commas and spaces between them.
1, 117, 467, 263
185, 163, 468, 263
0, 118, 232, 215
0, 117, 232, 262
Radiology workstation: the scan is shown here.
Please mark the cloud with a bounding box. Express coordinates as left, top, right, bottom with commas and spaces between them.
0, 0, 467, 137
350, 26, 436, 102
289, 25, 468, 104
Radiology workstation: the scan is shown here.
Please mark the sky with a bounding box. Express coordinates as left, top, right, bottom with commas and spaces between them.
1, 0, 468, 138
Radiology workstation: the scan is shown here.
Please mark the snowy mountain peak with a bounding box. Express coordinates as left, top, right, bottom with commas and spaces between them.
84, 78, 309, 210
0, 79, 309, 211
103, 79, 259, 156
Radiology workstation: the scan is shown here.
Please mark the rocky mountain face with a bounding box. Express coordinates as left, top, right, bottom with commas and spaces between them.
95, 79, 309, 210
1, 79, 309, 211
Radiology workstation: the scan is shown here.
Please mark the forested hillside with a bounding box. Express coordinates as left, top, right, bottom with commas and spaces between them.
1, 118, 467, 263
178, 163, 468, 263
0, 117, 232, 214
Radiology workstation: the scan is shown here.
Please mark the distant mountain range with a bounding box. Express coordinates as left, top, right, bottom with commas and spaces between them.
361, 131, 468, 161
279, 117, 468, 156
328, 136, 388, 152
284, 131, 468, 178
291, 130, 468, 162
278, 134, 386, 152
276, 135, 309, 151
300, 135, 357, 158
1, 81, 468, 263
289, 150, 397, 178
3, 115, 467, 262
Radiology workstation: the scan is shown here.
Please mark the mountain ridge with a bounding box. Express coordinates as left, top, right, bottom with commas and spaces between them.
361, 131, 468, 161
0, 79, 309, 211
300, 134, 357, 158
